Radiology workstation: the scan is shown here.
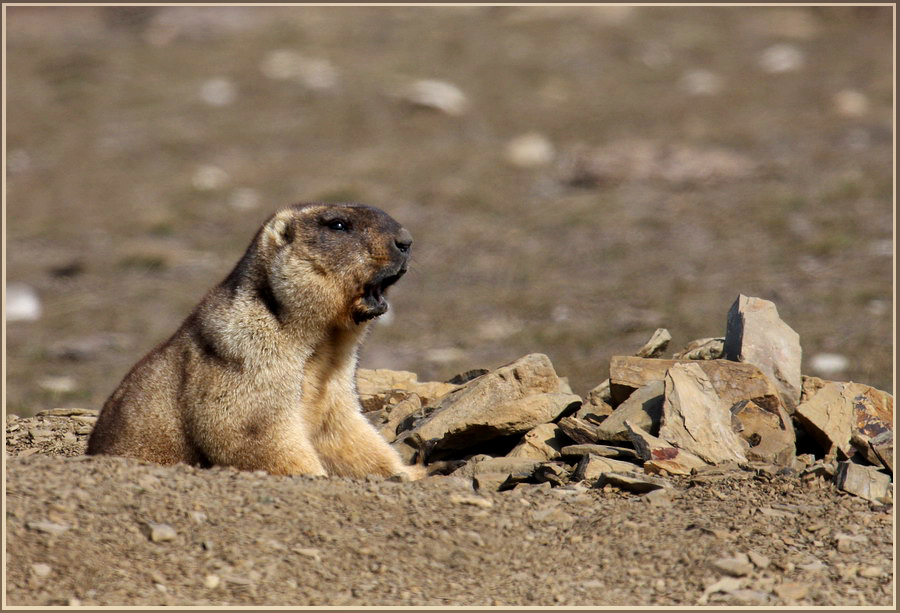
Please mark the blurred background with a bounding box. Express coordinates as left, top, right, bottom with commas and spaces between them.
5, 5, 894, 416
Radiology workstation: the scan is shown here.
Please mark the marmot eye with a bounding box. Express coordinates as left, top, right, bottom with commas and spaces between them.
326, 219, 349, 232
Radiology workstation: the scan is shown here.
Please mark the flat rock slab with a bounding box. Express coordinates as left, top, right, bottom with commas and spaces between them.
559, 444, 640, 461
596, 471, 671, 493
609, 357, 783, 414
723, 294, 802, 412
626, 421, 708, 476
658, 363, 748, 465
450, 456, 542, 480
573, 455, 642, 482
794, 380, 893, 460
408, 354, 578, 455
833, 461, 892, 504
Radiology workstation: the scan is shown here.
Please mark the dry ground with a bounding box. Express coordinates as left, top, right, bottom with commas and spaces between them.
4, 418, 894, 607
5, 6, 894, 415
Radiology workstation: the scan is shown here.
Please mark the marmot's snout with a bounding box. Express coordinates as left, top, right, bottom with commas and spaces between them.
355, 226, 412, 324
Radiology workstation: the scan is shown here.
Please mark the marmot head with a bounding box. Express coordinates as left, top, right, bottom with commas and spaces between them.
258, 203, 413, 327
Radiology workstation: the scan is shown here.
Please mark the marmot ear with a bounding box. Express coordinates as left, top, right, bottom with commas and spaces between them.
264, 216, 295, 247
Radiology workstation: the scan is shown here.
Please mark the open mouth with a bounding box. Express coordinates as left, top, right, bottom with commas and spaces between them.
354, 267, 407, 323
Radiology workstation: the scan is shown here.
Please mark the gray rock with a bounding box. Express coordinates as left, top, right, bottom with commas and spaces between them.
659, 363, 748, 465
559, 444, 639, 461
724, 294, 802, 411
833, 461, 892, 504
869, 430, 893, 472
596, 380, 664, 442
408, 354, 574, 455
506, 423, 565, 461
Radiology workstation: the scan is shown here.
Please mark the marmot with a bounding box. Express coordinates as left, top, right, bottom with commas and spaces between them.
87, 202, 423, 479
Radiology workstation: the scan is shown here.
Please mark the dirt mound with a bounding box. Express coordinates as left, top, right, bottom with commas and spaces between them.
5, 425, 893, 607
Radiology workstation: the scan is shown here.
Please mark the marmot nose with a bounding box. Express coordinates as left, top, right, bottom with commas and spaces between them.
394, 228, 413, 254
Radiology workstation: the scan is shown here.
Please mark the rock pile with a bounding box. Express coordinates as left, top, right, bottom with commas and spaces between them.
7, 294, 892, 507
363, 294, 893, 504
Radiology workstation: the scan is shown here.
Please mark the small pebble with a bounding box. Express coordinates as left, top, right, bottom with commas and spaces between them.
759, 43, 805, 73
203, 574, 220, 589
834, 89, 869, 117
859, 566, 883, 578
26, 521, 70, 536
809, 353, 849, 377
146, 522, 177, 543
399, 79, 469, 116
31, 563, 52, 578
199, 78, 237, 107
505, 133, 555, 168
6, 284, 42, 322
192, 165, 229, 191
775, 582, 809, 602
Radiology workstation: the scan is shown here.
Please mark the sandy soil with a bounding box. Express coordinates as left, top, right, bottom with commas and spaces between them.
4, 415, 894, 607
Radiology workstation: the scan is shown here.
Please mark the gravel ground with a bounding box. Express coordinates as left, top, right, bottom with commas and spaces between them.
4, 416, 894, 607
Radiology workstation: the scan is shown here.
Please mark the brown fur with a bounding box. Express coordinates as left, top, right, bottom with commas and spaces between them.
87, 203, 423, 479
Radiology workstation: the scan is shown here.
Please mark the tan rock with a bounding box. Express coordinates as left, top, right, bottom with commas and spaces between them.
658, 363, 748, 465
723, 295, 802, 411
357, 368, 457, 411
507, 423, 565, 461
626, 421, 708, 475
596, 471, 671, 493
596, 380, 664, 442
800, 375, 832, 403
608, 357, 782, 412
635, 328, 672, 358
586, 379, 612, 405
407, 354, 576, 456
573, 455, 642, 481
375, 394, 424, 442
575, 396, 614, 424
673, 337, 725, 360
556, 416, 601, 445
794, 380, 893, 460
451, 456, 541, 480
731, 399, 795, 465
